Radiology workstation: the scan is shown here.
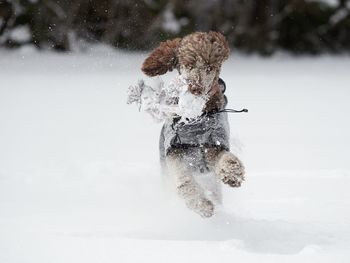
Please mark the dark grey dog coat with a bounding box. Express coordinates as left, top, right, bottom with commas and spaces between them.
159, 79, 230, 171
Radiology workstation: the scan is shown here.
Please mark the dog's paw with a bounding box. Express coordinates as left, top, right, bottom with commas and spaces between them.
189, 197, 214, 218
216, 152, 245, 187
177, 181, 215, 218
197, 198, 215, 218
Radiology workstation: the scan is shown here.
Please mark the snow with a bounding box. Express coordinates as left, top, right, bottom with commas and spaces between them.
128, 75, 208, 122
308, 0, 339, 7
163, 7, 182, 34
176, 81, 208, 120
330, 8, 349, 24
162, 5, 189, 34
1, 47, 350, 262
9, 25, 31, 42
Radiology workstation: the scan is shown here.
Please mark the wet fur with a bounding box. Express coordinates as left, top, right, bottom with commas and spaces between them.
142, 31, 245, 218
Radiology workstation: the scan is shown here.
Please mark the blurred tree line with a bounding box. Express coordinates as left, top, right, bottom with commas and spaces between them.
0, 0, 349, 55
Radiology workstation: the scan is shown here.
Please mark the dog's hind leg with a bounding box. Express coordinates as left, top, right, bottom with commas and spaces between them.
166, 153, 214, 218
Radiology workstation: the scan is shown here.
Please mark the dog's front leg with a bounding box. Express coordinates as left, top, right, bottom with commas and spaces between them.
166, 153, 214, 218
214, 150, 245, 187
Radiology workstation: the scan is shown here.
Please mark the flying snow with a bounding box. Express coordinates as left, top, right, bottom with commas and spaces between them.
127, 75, 208, 123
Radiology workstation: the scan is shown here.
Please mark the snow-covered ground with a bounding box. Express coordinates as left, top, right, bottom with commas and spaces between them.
1, 47, 350, 262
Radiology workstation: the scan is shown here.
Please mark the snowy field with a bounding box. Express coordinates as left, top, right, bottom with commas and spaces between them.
1, 47, 350, 262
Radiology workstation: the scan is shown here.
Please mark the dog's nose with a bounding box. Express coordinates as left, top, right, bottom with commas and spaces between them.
188, 84, 203, 95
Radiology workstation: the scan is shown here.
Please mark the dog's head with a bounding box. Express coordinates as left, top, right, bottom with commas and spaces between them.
142, 31, 230, 96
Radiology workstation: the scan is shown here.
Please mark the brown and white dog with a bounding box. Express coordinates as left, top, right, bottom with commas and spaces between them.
142, 32, 245, 218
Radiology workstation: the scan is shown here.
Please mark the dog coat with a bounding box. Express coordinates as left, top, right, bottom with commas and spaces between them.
159, 79, 230, 171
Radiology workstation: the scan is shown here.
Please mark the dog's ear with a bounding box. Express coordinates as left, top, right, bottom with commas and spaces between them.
141, 38, 182, 77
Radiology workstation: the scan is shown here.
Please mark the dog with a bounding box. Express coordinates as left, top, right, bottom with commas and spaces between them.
141, 31, 245, 218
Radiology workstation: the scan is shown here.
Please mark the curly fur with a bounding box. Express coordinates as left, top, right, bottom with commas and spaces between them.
177, 31, 230, 69
141, 38, 182, 76
166, 153, 214, 217
142, 32, 244, 218
142, 32, 230, 102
